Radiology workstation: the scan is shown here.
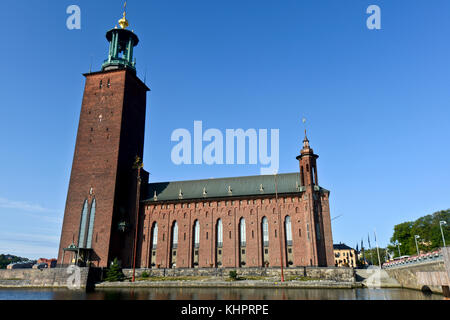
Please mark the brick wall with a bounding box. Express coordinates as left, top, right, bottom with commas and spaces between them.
138, 193, 334, 269
57, 69, 149, 268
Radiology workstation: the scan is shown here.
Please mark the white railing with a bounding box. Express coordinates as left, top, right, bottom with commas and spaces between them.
382, 249, 443, 269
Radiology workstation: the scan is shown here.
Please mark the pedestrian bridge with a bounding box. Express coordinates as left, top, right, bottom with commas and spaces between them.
382, 247, 449, 296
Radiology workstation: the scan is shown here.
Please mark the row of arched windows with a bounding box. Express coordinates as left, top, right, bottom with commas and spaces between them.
149, 215, 294, 266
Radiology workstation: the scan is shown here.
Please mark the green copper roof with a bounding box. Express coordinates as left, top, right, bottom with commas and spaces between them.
102, 28, 138, 73
143, 173, 329, 202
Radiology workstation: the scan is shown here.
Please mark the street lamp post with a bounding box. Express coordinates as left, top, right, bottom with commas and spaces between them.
440, 221, 447, 247
132, 156, 144, 283
274, 173, 284, 283
414, 235, 420, 257
395, 241, 401, 257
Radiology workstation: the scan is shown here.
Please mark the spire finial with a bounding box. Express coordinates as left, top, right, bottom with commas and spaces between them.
302, 117, 310, 149
118, 1, 129, 29
303, 131, 310, 149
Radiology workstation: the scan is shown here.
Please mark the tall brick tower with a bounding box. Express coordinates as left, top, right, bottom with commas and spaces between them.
297, 132, 334, 266
57, 10, 149, 268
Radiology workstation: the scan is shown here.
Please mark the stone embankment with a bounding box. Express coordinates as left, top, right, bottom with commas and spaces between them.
0, 267, 98, 289
0, 266, 356, 290
98, 267, 357, 289
122, 267, 355, 282
355, 268, 401, 288
382, 247, 450, 295
97, 279, 359, 289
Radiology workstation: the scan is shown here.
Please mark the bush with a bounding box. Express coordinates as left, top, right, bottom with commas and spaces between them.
141, 271, 150, 279
229, 270, 238, 280
105, 258, 125, 282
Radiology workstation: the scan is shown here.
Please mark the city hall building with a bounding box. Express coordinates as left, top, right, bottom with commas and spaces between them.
57, 11, 335, 269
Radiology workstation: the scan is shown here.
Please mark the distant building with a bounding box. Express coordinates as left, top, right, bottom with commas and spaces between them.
357, 251, 369, 266
37, 258, 57, 268
333, 243, 358, 268
7, 262, 34, 270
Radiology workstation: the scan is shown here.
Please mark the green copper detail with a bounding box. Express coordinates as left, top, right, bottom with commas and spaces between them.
102, 28, 139, 73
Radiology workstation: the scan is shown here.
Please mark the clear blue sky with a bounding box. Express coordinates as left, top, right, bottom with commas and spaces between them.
1, 0, 449, 259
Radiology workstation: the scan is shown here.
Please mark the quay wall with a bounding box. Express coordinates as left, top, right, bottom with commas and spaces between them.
0, 267, 99, 289
123, 267, 356, 282
383, 248, 450, 295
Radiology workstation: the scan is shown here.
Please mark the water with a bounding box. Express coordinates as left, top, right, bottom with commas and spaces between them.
0, 287, 442, 300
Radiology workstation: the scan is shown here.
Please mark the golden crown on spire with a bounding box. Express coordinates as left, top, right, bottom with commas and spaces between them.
118, 1, 129, 29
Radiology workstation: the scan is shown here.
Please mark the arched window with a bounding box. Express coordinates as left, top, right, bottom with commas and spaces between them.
312, 166, 316, 185
301, 166, 305, 186
171, 221, 178, 249
239, 218, 246, 247
194, 220, 200, 248
151, 223, 158, 249
216, 219, 223, 247
306, 223, 310, 241
262, 217, 269, 247
86, 199, 96, 248
78, 200, 89, 248
285, 216, 292, 246
316, 223, 321, 241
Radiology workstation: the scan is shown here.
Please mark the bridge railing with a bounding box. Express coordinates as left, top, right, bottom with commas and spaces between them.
382, 249, 443, 269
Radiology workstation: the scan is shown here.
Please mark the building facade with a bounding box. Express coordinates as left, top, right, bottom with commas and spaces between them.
57, 12, 335, 269
333, 244, 358, 268
37, 258, 57, 268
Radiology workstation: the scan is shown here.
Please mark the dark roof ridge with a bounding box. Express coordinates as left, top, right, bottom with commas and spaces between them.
147, 172, 299, 186
143, 172, 329, 202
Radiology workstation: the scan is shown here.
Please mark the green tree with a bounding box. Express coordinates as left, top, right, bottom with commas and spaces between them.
389, 221, 414, 256
105, 258, 125, 282
0, 254, 29, 269
229, 270, 238, 281
363, 248, 388, 266
389, 209, 449, 257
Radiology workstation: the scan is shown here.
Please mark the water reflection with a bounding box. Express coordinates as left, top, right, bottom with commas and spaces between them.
0, 287, 442, 301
